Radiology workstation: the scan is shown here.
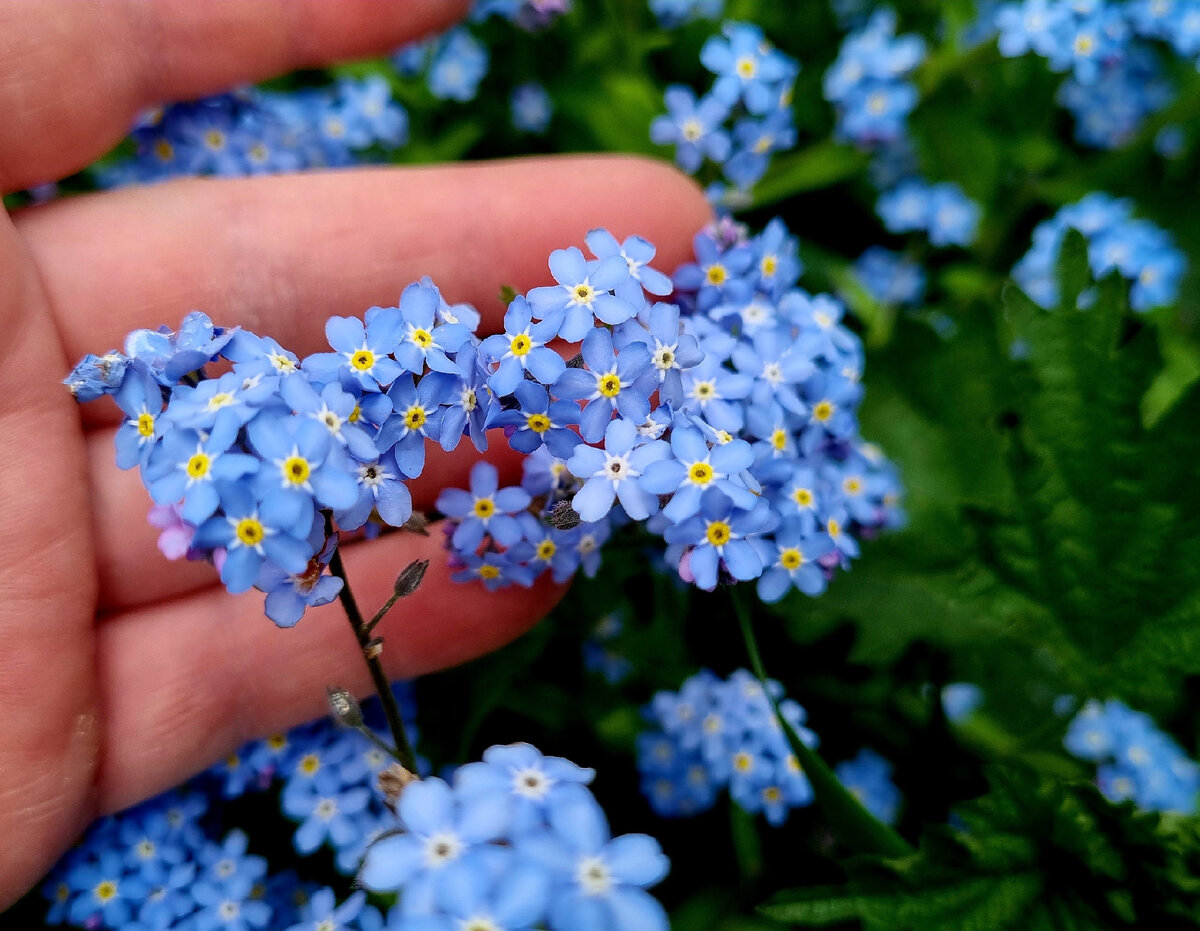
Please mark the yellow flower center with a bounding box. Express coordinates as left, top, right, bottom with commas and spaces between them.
510, 334, 532, 356
527, 413, 551, 433
812, 400, 834, 422
186, 452, 211, 479
573, 283, 595, 304
733, 751, 753, 772
249, 143, 268, 163
536, 539, 557, 560
827, 518, 841, 538
771, 429, 788, 451
705, 264, 727, 286
325, 117, 346, 138
348, 403, 362, 423
474, 498, 496, 519
693, 381, 715, 399
736, 56, 757, 79
204, 129, 225, 150
95, 880, 118, 902
793, 487, 814, 507
688, 462, 714, 485
282, 456, 311, 486
405, 406, 426, 430
137, 412, 156, 437
681, 119, 703, 142
479, 565, 501, 579
351, 349, 375, 372
299, 753, 320, 775
706, 520, 732, 547
780, 548, 803, 570
236, 517, 265, 547
411, 328, 434, 348
154, 139, 174, 162
267, 734, 287, 750
599, 374, 622, 398
761, 255, 778, 276
207, 392, 235, 411
843, 476, 863, 495
762, 786, 782, 803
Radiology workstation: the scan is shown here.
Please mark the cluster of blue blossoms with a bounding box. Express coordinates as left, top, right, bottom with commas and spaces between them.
637, 669, 901, 826
823, 8, 925, 150
651, 21, 799, 200
981, 0, 1200, 149
67, 218, 898, 621
43, 684, 670, 930
96, 77, 408, 186
1012, 192, 1186, 311
1065, 699, 1200, 814
360, 743, 670, 931
42, 688, 418, 930
432, 219, 901, 601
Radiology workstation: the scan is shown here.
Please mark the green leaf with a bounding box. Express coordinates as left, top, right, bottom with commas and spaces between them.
750, 141, 869, 208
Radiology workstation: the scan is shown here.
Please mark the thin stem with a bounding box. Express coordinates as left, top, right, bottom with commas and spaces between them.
729, 587, 914, 859
327, 524, 418, 773
365, 590, 402, 636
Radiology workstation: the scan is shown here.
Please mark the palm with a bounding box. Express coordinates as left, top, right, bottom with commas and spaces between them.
0, 0, 708, 910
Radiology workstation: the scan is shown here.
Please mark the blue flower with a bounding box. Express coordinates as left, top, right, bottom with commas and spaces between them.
192, 483, 315, 594
512, 82, 553, 133
358, 776, 510, 909
282, 782, 372, 856
663, 489, 774, 590
755, 521, 835, 602
567, 417, 672, 522
527, 246, 637, 341
677, 355, 754, 433
393, 281, 471, 375
585, 228, 674, 301
452, 550, 538, 590
436, 342, 497, 454
377, 375, 452, 478
480, 295, 566, 397
672, 231, 754, 312
280, 375, 379, 462
146, 417, 258, 525
519, 786, 670, 931
613, 303, 703, 407
700, 22, 793, 114
163, 369, 278, 433
437, 461, 532, 551
257, 531, 344, 628
247, 412, 361, 511
284, 888, 365, 931
835, 749, 902, 825
428, 28, 490, 102
304, 306, 406, 391
650, 86, 732, 173
494, 381, 582, 460
113, 364, 166, 470
64, 351, 128, 402
335, 450, 413, 531
640, 419, 757, 523
552, 328, 654, 442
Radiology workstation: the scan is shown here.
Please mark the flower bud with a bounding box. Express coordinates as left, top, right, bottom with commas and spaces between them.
547, 499, 581, 531
393, 559, 430, 598
326, 686, 364, 728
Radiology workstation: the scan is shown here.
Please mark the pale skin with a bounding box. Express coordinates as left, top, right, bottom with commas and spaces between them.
0, 0, 710, 910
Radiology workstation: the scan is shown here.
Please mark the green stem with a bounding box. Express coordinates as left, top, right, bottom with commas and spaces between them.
730, 588, 913, 859
327, 525, 419, 773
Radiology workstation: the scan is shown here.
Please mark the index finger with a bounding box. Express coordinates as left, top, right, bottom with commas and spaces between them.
0, 0, 466, 192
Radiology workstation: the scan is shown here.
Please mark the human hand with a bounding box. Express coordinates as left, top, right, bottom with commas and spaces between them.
0, 0, 708, 909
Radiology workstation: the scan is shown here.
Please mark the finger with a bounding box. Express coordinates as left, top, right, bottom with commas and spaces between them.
94, 524, 568, 813
0, 0, 467, 192
89, 425, 531, 611
22, 155, 709, 428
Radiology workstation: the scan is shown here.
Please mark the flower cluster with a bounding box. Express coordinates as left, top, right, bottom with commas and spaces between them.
650, 21, 799, 199
637, 669, 902, 827
359, 743, 670, 931
983, 0, 1200, 149
431, 219, 901, 599
96, 77, 408, 186
1065, 699, 1200, 814
637, 669, 818, 825
472, 0, 572, 31
1012, 192, 1186, 311
823, 8, 925, 149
